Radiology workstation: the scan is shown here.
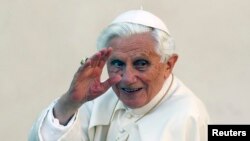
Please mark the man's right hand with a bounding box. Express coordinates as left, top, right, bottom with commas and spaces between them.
53, 47, 121, 125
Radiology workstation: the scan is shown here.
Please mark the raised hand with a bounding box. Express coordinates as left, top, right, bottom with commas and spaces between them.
54, 47, 121, 124
69, 47, 121, 103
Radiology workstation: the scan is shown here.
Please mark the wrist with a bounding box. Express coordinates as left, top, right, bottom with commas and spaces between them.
53, 94, 80, 125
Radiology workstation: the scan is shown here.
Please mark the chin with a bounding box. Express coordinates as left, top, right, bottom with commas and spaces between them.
121, 98, 147, 109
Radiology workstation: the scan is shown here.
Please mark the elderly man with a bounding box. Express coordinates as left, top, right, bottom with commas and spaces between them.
29, 10, 209, 141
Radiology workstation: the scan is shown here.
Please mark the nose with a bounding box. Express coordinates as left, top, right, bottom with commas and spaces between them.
121, 66, 137, 84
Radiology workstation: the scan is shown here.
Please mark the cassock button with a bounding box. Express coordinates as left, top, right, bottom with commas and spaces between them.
119, 128, 125, 133
126, 113, 132, 119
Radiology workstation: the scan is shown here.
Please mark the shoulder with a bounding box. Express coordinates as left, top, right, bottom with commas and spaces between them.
158, 76, 209, 121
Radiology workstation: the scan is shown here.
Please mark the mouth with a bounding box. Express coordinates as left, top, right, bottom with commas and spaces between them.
121, 87, 143, 94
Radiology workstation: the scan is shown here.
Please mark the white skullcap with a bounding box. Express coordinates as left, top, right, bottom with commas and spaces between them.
111, 10, 170, 34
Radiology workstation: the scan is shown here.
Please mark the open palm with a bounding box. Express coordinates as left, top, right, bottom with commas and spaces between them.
67, 47, 121, 104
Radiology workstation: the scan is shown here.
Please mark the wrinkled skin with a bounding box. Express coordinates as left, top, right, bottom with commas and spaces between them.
54, 48, 121, 124
54, 32, 178, 124
107, 32, 178, 108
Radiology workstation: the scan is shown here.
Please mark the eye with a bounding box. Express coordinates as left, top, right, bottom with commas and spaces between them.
134, 59, 149, 70
110, 60, 125, 68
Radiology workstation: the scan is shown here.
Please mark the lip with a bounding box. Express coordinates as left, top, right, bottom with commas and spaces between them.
120, 87, 143, 95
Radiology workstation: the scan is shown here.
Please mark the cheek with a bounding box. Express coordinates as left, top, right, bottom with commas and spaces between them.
140, 65, 166, 100
141, 64, 164, 82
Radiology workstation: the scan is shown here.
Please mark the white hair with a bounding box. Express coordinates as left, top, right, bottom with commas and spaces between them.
96, 23, 175, 63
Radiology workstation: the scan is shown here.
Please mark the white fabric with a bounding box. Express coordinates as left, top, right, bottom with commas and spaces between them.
40, 103, 77, 141
111, 10, 170, 34
29, 75, 210, 141
106, 75, 173, 141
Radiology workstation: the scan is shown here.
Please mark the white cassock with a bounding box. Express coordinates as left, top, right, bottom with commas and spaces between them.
29, 75, 210, 141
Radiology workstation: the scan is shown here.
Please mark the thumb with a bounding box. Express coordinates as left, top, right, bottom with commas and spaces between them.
101, 75, 121, 91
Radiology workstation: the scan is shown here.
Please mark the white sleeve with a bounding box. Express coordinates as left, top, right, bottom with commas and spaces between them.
29, 99, 92, 141
40, 105, 77, 141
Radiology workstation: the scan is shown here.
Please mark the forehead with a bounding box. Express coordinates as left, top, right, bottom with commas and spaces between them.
108, 32, 159, 57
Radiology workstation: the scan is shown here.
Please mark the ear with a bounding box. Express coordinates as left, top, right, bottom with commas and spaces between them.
164, 54, 178, 78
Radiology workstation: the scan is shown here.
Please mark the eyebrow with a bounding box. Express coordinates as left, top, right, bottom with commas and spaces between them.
115, 50, 151, 56
109, 53, 150, 61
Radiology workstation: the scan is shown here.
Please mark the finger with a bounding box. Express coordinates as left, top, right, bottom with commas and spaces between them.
97, 48, 108, 66
73, 60, 92, 82
90, 48, 109, 67
105, 47, 113, 60
101, 75, 121, 91
78, 59, 91, 72
98, 47, 113, 68
82, 59, 91, 68
98, 59, 106, 70
89, 52, 101, 67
